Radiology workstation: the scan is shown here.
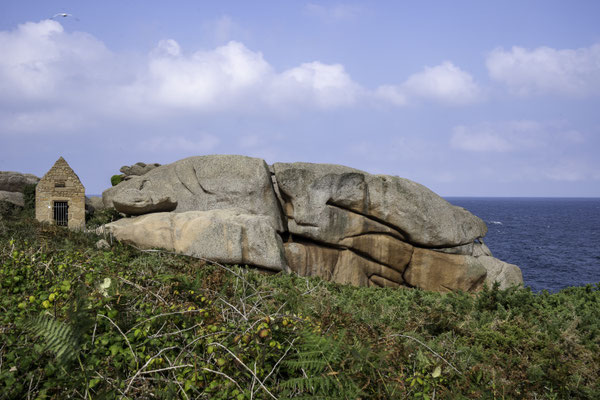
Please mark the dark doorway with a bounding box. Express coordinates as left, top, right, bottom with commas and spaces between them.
53, 201, 68, 226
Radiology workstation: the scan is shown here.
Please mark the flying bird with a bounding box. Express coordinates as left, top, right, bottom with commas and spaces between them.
51, 13, 79, 21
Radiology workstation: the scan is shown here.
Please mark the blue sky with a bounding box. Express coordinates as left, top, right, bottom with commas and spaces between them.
1, 1, 599, 196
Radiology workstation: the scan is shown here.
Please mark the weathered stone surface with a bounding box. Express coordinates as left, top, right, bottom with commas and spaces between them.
0, 171, 39, 193
103, 155, 285, 232
404, 248, 487, 293
105, 209, 287, 272
0, 190, 24, 207
284, 242, 405, 287
338, 234, 413, 270
472, 241, 493, 257
112, 189, 177, 215
273, 162, 487, 248
478, 256, 523, 290
120, 162, 161, 179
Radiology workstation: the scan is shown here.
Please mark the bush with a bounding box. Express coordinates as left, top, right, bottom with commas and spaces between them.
110, 175, 123, 186
86, 207, 122, 228
22, 183, 37, 216
0, 200, 23, 219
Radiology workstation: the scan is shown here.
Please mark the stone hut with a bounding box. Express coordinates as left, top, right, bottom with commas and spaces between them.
35, 157, 85, 229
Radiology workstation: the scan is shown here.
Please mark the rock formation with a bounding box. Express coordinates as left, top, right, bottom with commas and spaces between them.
0, 171, 40, 208
103, 155, 523, 292
120, 162, 161, 180
0, 171, 40, 193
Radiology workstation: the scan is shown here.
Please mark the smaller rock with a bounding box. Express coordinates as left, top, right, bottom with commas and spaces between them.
96, 239, 110, 250
120, 162, 161, 179
478, 256, 523, 290
0, 191, 24, 207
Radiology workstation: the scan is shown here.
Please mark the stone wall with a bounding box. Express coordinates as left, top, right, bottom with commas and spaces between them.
35, 157, 85, 230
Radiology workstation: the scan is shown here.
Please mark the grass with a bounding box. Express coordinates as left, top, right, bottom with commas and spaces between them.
0, 208, 599, 399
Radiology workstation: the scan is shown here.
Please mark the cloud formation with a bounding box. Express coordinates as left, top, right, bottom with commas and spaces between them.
0, 20, 368, 129
375, 61, 482, 106
0, 19, 490, 141
486, 43, 600, 96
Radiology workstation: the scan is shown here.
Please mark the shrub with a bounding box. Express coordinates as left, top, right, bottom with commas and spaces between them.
110, 174, 123, 186
86, 208, 122, 228
22, 183, 37, 216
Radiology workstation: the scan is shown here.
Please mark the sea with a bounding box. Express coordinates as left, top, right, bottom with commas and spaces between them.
446, 197, 600, 293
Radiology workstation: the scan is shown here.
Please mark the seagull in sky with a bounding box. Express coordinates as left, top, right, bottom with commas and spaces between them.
51, 13, 79, 21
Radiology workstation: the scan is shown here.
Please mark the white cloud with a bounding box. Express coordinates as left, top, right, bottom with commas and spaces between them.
0, 20, 114, 102
486, 44, 600, 96
375, 61, 482, 106
402, 61, 482, 104
269, 61, 360, 108
129, 40, 273, 111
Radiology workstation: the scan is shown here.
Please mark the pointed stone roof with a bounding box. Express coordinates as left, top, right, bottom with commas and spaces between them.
39, 156, 84, 189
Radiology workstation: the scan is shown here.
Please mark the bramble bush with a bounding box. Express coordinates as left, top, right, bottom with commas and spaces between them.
0, 214, 599, 399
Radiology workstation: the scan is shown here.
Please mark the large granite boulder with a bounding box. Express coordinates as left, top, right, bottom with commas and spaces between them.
103, 155, 285, 232
102, 155, 523, 292
104, 209, 287, 272
0, 171, 39, 193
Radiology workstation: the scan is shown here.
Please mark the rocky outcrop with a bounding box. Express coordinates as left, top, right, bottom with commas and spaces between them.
103, 155, 523, 292
120, 162, 161, 180
104, 209, 287, 272
0, 171, 39, 193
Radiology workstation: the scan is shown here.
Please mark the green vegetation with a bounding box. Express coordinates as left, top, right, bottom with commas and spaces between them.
110, 175, 123, 187
1, 211, 599, 399
22, 183, 37, 215
86, 208, 123, 229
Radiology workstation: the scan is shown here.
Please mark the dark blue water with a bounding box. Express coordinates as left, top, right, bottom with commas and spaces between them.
446, 198, 600, 293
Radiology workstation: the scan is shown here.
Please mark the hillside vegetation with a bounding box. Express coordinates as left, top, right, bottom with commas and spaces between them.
1, 209, 599, 399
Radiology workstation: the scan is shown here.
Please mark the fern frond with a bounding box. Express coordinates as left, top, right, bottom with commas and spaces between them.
279, 330, 362, 399
26, 314, 80, 364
